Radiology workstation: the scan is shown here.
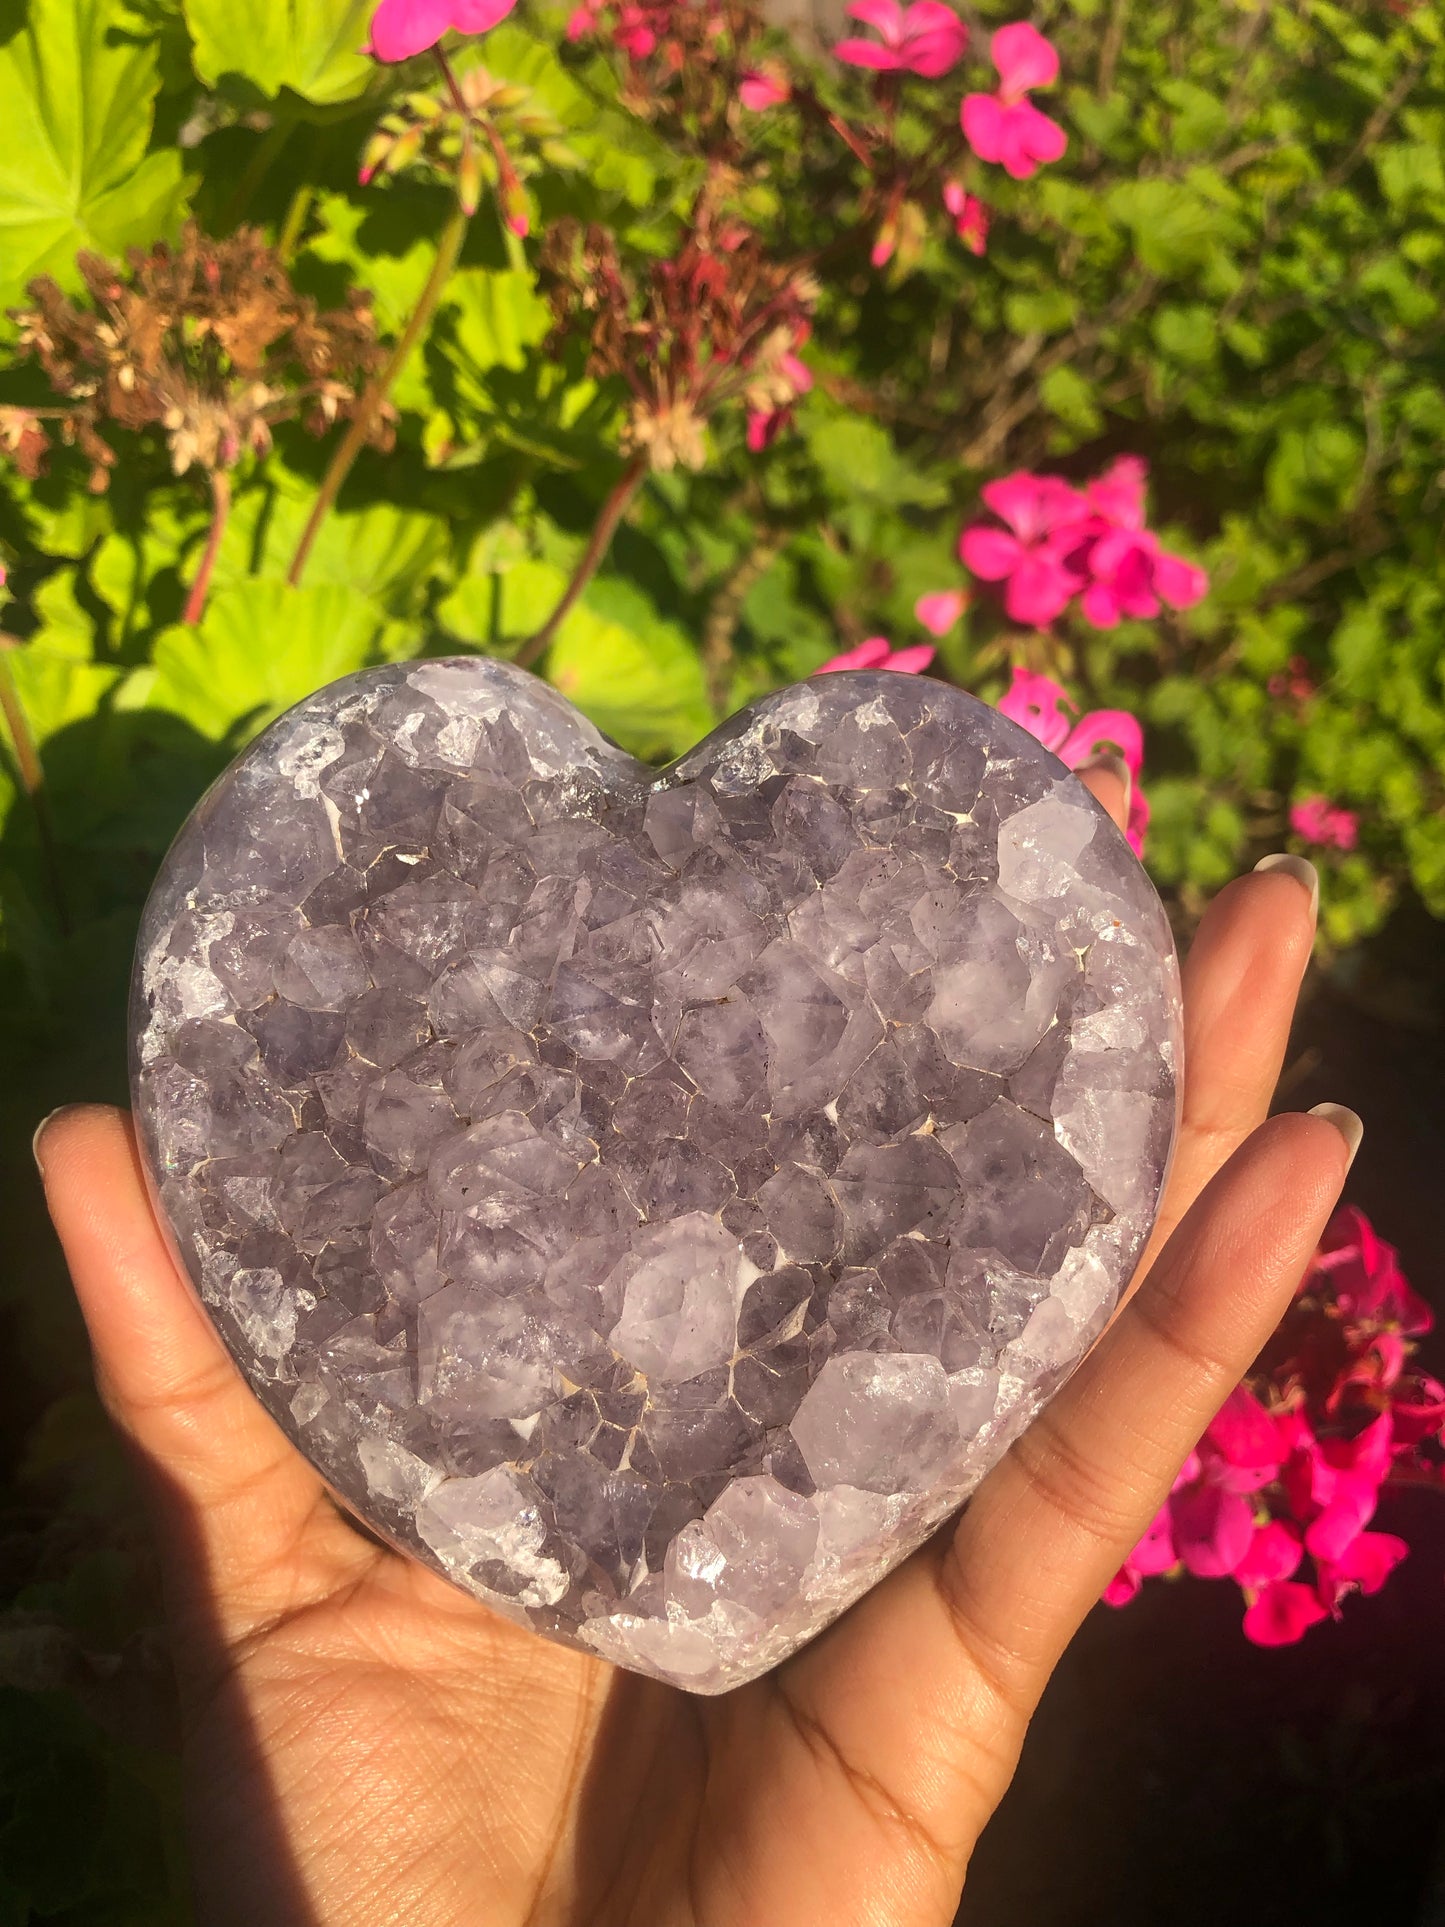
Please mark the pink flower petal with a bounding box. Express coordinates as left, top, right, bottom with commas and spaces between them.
991, 19, 1059, 96
1305, 1484, 1380, 1565
817, 636, 894, 672
886, 642, 937, 674
452, 0, 518, 29
1154, 549, 1209, 609
1201, 1385, 1286, 1493
997, 667, 1075, 753
961, 90, 1008, 164
845, 0, 904, 39
1001, 99, 1067, 178
369, 0, 457, 61
980, 471, 1087, 541
1234, 1521, 1303, 1591
834, 37, 904, 68
739, 70, 790, 110
1131, 1503, 1178, 1577
958, 525, 1024, 582
1003, 550, 1077, 627
1086, 457, 1148, 531
1102, 1566, 1141, 1607
898, 3, 968, 76
1325, 1530, 1409, 1598
915, 589, 966, 635
1080, 580, 1123, 629
1171, 1482, 1256, 1579
1242, 1580, 1330, 1647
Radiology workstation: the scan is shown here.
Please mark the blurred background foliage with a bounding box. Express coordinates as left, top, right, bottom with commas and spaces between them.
1, 0, 1443, 1916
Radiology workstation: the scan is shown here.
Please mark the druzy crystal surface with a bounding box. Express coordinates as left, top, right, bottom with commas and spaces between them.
131, 660, 1181, 1692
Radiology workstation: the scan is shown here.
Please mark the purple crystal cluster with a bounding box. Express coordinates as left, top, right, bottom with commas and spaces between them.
131, 660, 1181, 1692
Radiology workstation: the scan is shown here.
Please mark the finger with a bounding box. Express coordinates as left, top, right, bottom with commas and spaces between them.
940, 1109, 1352, 1700
36, 1106, 376, 1631
1075, 758, 1129, 834
771, 1109, 1352, 1874
1145, 856, 1317, 1267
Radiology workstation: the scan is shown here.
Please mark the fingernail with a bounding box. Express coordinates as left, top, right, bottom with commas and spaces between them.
1253, 852, 1319, 921
32, 1105, 77, 1177
1081, 751, 1132, 805
1308, 1102, 1364, 1171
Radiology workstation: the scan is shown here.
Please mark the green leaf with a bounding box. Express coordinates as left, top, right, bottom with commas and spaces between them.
1265, 422, 1364, 523
1003, 287, 1075, 335
1105, 178, 1233, 275
182, 0, 375, 106
147, 581, 391, 740
1152, 303, 1219, 366
1040, 364, 1104, 437
539, 577, 713, 763
0, 0, 187, 308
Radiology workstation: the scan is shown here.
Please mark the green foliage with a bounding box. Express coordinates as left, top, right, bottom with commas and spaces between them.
1, 0, 1444, 1906
183, 0, 376, 106
0, 0, 187, 307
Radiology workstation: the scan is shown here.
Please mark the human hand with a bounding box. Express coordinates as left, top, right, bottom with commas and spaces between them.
36, 792, 1355, 1927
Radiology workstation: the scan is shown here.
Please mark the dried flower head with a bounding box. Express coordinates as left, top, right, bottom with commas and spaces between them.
540, 208, 816, 471
6, 226, 389, 490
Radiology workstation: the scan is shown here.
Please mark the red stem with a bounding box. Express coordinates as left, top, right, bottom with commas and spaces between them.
514, 455, 648, 669
183, 468, 232, 626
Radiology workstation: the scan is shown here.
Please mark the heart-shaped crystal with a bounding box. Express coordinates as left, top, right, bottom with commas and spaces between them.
132, 660, 1180, 1692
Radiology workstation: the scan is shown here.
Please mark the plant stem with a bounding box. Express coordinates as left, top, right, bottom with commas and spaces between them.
0, 636, 69, 934
277, 182, 315, 263
184, 469, 232, 626
514, 455, 648, 670
287, 202, 469, 588
223, 118, 293, 229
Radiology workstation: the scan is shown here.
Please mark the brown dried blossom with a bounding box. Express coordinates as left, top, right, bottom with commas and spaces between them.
540, 206, 816, 471
7, 225, 391, 491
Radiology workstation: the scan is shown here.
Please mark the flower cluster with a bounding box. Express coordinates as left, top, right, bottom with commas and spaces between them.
998, 667, 1150, 855
1291, 794, 1360, 853
833, 13, 1065, 182
540, 213, 817, 472
1106, 1208, 1444, 1645
958, 459, 1209, 631
5, 227, 386, 489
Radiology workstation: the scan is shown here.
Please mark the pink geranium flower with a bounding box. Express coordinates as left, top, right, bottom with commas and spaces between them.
745, 349, 812, 453
961, 22, 1067, 179
368, 0, 516, 60
834, 0, 968, 78
915, 589, 967, 634
1290, 794, 1359, 852
816, 636, 936, 674
996, 667, 1151, 855
1106, 1203, 1441, 1649
1076, 456, 1209, 628
958, 473, 1090, 626
739, 68, 790, 111
942, 180, 989, 255
1242, 1580, 1330, 1647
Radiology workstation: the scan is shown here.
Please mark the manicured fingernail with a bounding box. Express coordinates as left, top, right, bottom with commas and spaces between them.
1253, 852, 1319, 921
1081, 751, 1131, 807
1308, 1102, 1364, 1171
32, 1105, 77, 1177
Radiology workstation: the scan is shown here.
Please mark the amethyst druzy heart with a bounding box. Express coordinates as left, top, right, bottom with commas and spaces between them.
131, 660, 1181, 1692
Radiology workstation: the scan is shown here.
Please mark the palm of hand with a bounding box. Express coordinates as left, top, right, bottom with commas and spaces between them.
41, 832, 1348, 1927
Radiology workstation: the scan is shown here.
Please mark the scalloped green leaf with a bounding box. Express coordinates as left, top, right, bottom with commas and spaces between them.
0, 0, 187, 308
